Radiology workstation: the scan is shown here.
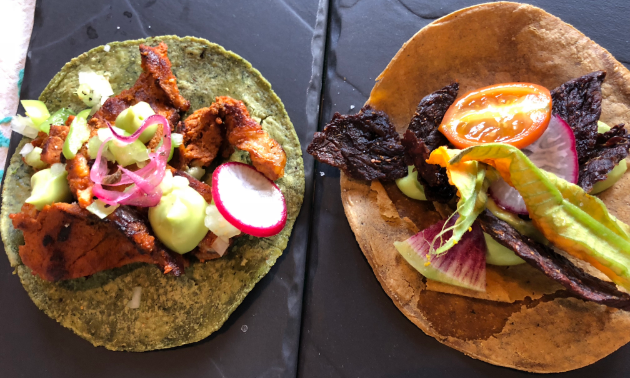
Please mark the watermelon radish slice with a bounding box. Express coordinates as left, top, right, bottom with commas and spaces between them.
394, 215, 487, 291
489, 115, 578, 215
212, 162, 287, 238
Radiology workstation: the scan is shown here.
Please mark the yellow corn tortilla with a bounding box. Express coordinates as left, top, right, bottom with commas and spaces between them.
341, 2, 630, 372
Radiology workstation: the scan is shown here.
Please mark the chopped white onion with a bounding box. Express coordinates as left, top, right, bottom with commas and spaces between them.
104, 44, 111, 52
11, 115, 39, 138
171, 133, 183, 147
185, 166, 205, 180
211, 237, 230, 256
126, 286, 142, 309
78, 69, 114, 112
86, 199, 119, 219
205, 202, 241, 240
19, 143, 34, 157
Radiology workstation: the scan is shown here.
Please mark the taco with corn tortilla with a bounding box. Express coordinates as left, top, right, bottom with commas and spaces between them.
1, 35, 304, 351
307, 2, 630, 373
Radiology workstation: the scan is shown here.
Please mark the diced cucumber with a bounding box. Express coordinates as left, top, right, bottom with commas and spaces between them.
24, 147, 47, 169
62, 109, 92, 159
21, 100, 50, 128
108, 139, 150, 167
39, 108, 75, 134
115, 102, 157, 143
25, 163, 72, 210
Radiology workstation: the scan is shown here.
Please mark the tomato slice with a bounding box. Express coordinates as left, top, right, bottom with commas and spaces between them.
439, 83, 552, 149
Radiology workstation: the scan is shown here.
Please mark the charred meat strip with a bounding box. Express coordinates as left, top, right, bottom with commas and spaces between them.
40, 125, 69, 165
551, 71, 630, 191
402, 83, 459, 202
407, 83, 458, 151
307, 105, 406, 181
139, 43, 190, 112
551, 71, 605, 165
179, 96, 287, 181
578, 124, 630, 192
10, 203, 185, 282
67, 43, 190, 208
478, 210, 630, 311
222, 97, 287, 181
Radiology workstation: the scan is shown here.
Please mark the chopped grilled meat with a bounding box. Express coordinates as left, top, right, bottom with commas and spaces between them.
30, 132, 47, 148
401, 130, 456, 202
578, 124, 630, 192
177, 106, 225, 168
66, 43, 190, 207
65, 149, 93, 207
139, 43, 190, 112
551, 71, 605, 165
478, 210, 630, 311
307, 105, 406, 181
402, 83, 458, 203
179, 96, 287, 181
10, 203, 185, 282
40, 125, 69, 165
222, 98, 287, 181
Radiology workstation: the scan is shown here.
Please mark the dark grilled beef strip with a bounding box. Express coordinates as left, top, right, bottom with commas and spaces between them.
403, 83, 458, 203
578, 124, 630, 192
551, 71, 605, 165
307, 105, 407, 181
551, 71, 630, 191
478, 210, 630, 311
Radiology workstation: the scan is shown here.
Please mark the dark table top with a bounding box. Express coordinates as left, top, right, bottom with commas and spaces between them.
3, 0, 630, 377
0, 0, 324, 377
298, 1, 630, 378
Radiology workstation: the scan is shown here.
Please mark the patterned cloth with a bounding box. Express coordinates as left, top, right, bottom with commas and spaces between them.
0, 0, 36, 183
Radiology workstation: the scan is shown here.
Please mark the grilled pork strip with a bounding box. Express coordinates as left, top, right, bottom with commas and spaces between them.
10, 203, 185, 281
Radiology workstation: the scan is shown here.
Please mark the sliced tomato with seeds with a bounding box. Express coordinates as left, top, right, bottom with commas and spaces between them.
438, 83, 552, 149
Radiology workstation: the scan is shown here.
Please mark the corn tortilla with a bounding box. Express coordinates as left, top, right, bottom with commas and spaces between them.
1, 36, 305, 352
341, 3, 630, 372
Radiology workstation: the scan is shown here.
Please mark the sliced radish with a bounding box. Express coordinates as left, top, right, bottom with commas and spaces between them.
489, 115, 578, 214
394, 215, 487, 292
212, 162, 287, 237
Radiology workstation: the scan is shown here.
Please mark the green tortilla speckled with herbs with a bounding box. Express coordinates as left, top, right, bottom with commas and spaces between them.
0, 36, 304, 351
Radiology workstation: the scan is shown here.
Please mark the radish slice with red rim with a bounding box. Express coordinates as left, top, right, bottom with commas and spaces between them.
212, 162, 287, 237
394, 214, 487, 292
489, 115, 578, 215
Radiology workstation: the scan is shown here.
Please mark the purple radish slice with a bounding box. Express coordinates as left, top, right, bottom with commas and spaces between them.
393, 215, 487, 292
212, 162, 287, 238
489, 115, 578, 215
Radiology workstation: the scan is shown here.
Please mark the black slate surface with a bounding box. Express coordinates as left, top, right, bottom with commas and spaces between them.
298, 1, 630, 377
0, 0, 326, 377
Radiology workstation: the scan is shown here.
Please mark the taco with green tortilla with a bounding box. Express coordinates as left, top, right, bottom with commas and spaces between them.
1, 35, 304, 352
307, 2, 630, 373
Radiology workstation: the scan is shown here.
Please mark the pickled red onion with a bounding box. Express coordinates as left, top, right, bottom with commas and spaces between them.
90, 114, 171, 206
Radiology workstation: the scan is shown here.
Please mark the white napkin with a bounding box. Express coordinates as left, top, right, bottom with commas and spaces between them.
0, 0, 36, 181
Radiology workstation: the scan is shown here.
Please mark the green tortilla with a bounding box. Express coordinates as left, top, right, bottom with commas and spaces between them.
0, 36, 305, 351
